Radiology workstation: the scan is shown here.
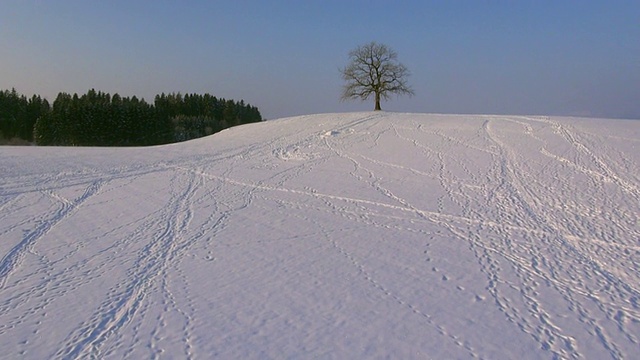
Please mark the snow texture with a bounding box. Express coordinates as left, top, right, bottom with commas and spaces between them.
0, 112, 639, 359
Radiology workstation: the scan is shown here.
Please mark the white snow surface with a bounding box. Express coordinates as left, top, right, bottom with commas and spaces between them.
0, 112, 639, 359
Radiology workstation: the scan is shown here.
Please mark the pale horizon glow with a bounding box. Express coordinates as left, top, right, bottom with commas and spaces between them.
1, 1, 639, 119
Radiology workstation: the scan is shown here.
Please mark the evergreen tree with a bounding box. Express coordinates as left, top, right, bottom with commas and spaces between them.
17, 88, 262, 146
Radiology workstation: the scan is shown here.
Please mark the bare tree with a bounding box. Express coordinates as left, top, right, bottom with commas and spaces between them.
340, 42, 414, 111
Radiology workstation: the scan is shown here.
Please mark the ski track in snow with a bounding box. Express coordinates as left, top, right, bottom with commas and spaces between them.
0, 180, 105, 290
0, 112, 638, 359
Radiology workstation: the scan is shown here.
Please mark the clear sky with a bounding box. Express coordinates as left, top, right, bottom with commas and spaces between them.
2, 1, 639, 119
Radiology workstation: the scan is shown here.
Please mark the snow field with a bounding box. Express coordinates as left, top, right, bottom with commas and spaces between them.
0, 112, 638, 359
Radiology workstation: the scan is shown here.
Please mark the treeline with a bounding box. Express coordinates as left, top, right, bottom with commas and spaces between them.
155, 92, 262, 143
0, 89, 50, 144
1, 88, 262, 146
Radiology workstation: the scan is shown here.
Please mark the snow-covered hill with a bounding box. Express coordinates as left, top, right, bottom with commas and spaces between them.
1, 112, 638, 359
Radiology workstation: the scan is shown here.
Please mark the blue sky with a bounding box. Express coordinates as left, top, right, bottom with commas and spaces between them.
1, 1, 639, 119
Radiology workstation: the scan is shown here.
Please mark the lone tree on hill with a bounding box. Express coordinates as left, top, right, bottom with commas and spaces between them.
340, 42, 414, 111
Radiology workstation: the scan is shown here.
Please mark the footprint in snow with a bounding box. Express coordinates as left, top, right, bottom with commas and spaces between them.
321, 130, 341, 138
321, 129, 355, 138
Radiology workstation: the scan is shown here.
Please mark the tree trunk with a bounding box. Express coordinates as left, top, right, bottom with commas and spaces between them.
374, 92, 381, 111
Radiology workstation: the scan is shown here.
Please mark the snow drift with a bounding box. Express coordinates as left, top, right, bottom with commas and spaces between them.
0, 112, 638, 359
